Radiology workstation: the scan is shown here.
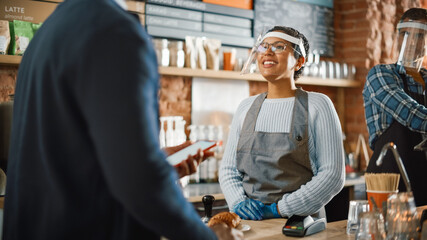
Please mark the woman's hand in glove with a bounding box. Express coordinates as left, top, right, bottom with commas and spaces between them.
232, 199, 264, 220
261, 203, 281, 219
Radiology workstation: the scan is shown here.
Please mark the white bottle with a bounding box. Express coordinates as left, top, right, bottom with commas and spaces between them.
198, 125, 206, 140
187, 125, 200, 183
173, 116, 186, 145
197, 125, 209, 182
207, 125, 215, 141
161, 39, 170, 67
165, 117, 174, 147
176, 41, 185, 68
207, 125, 217, 182
188, 125, 198, 142
159, 117, 166, 148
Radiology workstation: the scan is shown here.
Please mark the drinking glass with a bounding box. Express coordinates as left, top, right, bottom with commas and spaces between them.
327, 61, 334, 79
341, 63, 349, 79
319, 61, 327, 79
348, 64, 356, 80
355, 211, 386, 240
386, 192, 420, 240
347, 200, 370, 235
334, 62, 341, 79
303, 52, 313, 76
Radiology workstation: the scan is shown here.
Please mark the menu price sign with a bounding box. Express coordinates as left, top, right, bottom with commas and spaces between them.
254, 0, 334, 57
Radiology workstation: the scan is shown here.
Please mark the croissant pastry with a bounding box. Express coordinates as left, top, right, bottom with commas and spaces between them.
207, 212, 241, 228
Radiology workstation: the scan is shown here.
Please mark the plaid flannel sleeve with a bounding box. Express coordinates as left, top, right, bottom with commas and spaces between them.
364, 65, 427, 135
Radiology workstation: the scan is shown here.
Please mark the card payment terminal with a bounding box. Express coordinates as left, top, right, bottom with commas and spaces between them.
282, 215, 326, 237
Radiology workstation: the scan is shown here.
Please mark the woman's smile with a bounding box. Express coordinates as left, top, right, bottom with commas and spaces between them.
262, 60, 278, 68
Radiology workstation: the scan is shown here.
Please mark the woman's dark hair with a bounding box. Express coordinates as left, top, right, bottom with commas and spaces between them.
401, 8, 427, 22
266, 26, 310, 80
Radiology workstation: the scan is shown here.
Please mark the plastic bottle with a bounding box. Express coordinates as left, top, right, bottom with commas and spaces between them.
176, 41, 185, 68
173, 116, 186, 145
207, 125, 217, 182
197, 125, 208, 182
159, 117, 166, 148
188, 125, 198, 142
165, 117, 174, 147
161, 39, 170, 67
198, 125, 206, 140
188, 125, 200, 183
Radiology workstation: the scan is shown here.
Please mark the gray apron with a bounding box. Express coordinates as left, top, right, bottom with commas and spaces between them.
236, 88, 325, 217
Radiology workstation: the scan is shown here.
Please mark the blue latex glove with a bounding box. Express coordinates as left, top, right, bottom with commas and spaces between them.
233, 199, 265, 220
261, 203, 281, 219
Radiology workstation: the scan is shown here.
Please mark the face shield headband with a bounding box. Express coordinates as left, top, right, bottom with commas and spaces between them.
260, 32, 306, 58
241, 31, 306, 75
395, 21, 427, 71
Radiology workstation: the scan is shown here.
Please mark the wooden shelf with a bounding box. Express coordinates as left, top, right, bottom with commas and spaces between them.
0, 56, 361, 88
159, 66, 361, 88
0, 55, 22, 66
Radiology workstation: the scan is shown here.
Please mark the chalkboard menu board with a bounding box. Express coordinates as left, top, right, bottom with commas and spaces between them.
254, 0, 334, 57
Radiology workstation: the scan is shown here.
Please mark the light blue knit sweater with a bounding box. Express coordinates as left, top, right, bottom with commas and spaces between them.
219, 91, 346, 217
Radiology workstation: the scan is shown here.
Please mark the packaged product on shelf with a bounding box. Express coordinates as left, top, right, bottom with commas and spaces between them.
31, 22, 43, 35
0, 20, 10, 55
204, 38, 221, 70
169, 40, 185, 68
9, 20, 34, 56
185, 36, 197, 69
195, 37, 206, 70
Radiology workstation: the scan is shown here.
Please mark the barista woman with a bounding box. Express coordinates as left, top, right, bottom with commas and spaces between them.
219, 26, 345, 220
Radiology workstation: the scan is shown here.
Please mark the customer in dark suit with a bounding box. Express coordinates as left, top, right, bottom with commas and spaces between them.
2, 0, 243, 239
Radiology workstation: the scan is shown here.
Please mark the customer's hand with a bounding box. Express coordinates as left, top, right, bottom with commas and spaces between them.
210, 223, 244, 240
261, 203, 281, 219
163, 141, 214, 178
233, 199, 264, 220
174, 151, 201, 178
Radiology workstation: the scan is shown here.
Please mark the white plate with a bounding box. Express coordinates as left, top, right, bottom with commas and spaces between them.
238, 224, 251, 232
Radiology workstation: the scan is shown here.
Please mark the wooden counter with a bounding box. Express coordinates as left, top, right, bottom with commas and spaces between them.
241, 205, 427, 240
241, 218, 351, 240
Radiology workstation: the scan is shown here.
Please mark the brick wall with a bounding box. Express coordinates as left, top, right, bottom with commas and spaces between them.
0, 0, 425, 168
0, 66, 17, 102
158, 76, 193, 135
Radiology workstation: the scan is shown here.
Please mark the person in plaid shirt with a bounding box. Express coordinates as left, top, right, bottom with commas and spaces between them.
363, 8, 427, 206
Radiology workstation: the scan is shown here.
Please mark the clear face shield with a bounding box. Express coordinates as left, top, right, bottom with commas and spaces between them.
241, 29, 306, 78
393, 20, 427, 72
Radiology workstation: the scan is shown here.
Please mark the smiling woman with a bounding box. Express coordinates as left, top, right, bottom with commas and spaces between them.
219, 25, 345, 222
